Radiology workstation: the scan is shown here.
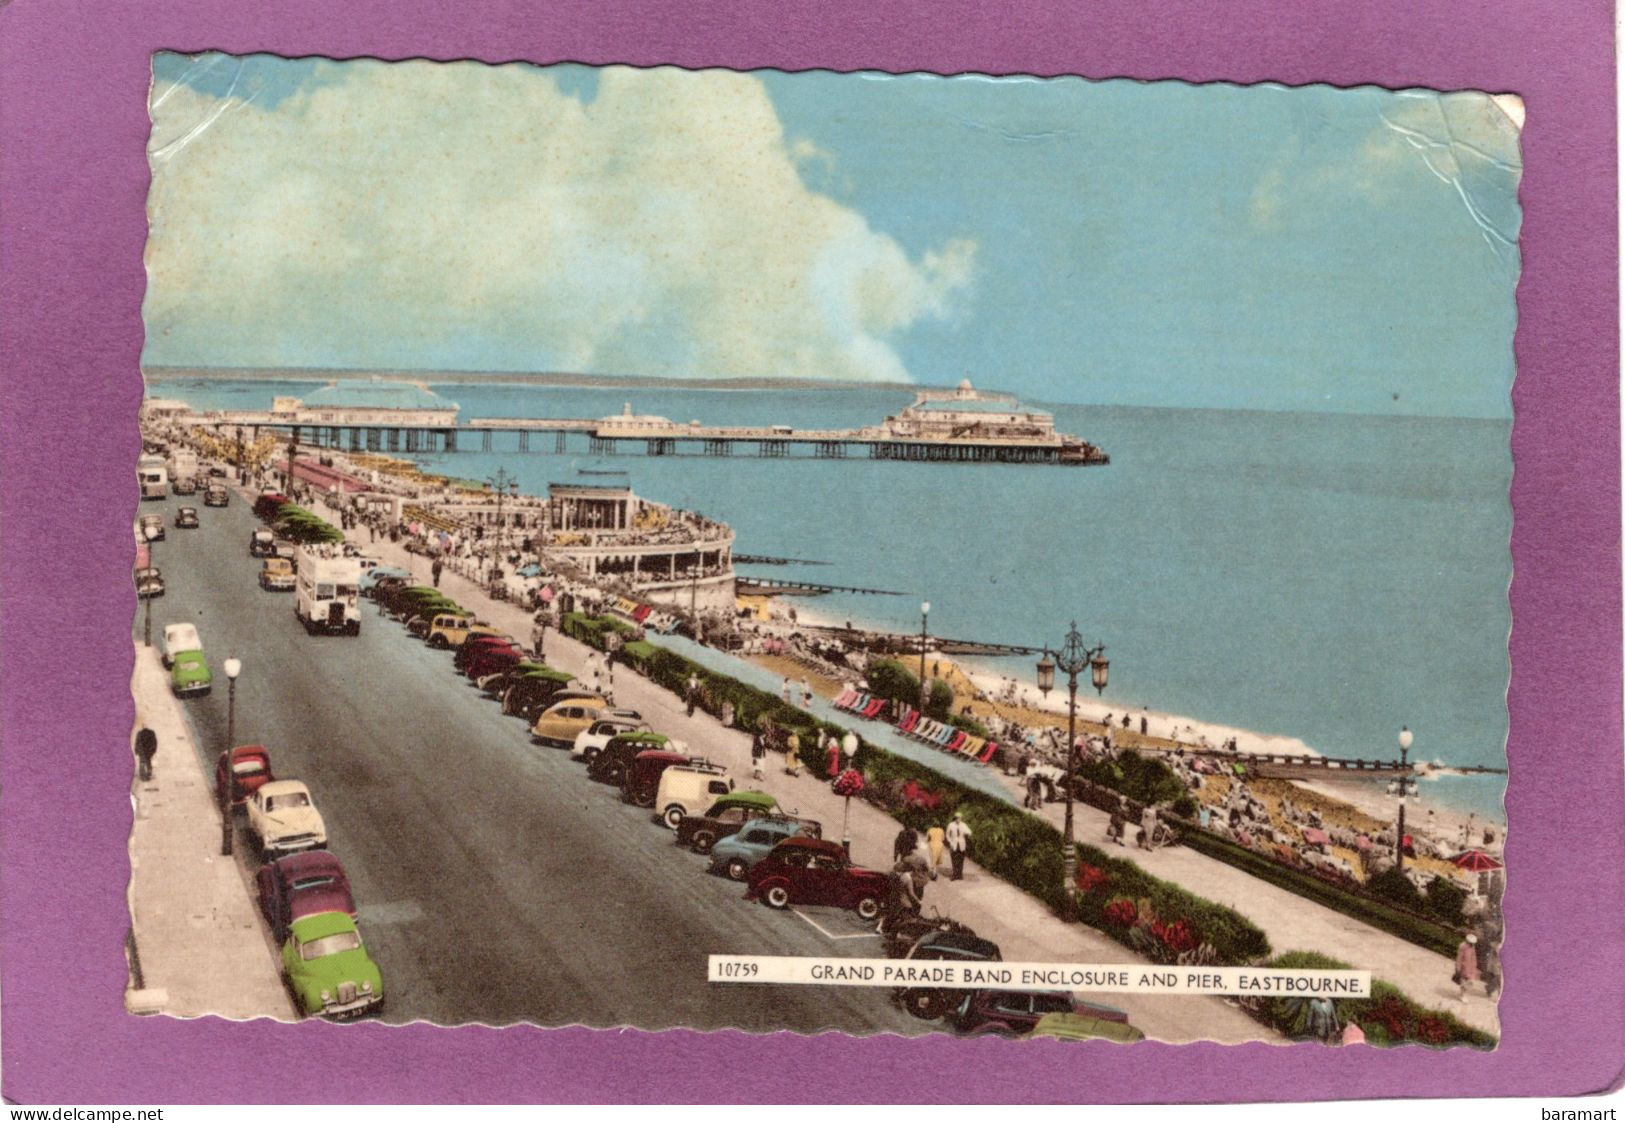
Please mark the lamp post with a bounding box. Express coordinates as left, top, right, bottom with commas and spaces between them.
220, 657, 242, 857
1395, 725, 1413, 873
839, 731, 861, 856
486, 468, 519, 587
142, 526, 159, 647
1036, 622, 1109, 922
918, 601, 931, 712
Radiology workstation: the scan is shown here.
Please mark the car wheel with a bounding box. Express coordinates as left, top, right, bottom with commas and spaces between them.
428, 634, 448, 649
855, 895, 880, 921
725, 857, 750, 882
902, 988, 949, 1021
690, 830, 717, 854
764, 884, 792, 910
501, 687, 518, 716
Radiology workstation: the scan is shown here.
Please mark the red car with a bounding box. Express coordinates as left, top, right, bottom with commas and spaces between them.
215, 745, 274, 808
463, 640, 524, 683
255, 850, 357, 943
253, 493, 289, 522
745, 836, 888, 920
455, 635, 518, 674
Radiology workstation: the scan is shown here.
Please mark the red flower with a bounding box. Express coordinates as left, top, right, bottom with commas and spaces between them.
1152, 918, 1198, 952
1415, 1016, 1450, 1045
1075, 864, 1109, 893
1103, 898, 1138, 927
832, 768, 866, 797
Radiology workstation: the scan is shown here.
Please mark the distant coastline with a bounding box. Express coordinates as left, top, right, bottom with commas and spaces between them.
141, 365, 916, 394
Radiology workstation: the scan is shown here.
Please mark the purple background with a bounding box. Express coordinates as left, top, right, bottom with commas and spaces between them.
1, 0, 1620, 1104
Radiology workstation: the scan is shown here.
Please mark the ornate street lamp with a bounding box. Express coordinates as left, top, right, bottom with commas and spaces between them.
918, 601, 931, 712
1036, 623, 1109, 922
1395, 725, 1413, 872
142, 525, 159, 648
220, 657, 243, 857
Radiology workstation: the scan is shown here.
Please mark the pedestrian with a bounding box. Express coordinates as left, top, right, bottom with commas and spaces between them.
945, 812, 972, 880
925, 822, 946, 873
1453, 934, 1480, 1002
750, 735, 766, 780
1140, 714, 1148, 735
893, 826, 919, 863
530, 611, 548, 659
685, 672, 701, 717
1026, 774, 1044, 810
431, 557, 443, 587
825, 736, 841, 778
800, 677, 813, 709
1476, 928, 1502, 998
1122, 713, 1131, 729
133, 726, 157, 782
785, 728, 801, 776
781, 677, 792, 704
1140, 805, 1158, 850
1109, 805, 1126, 846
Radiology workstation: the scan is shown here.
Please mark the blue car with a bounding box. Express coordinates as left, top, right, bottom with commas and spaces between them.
709, 818, 815, 882
360, 565, 414, 593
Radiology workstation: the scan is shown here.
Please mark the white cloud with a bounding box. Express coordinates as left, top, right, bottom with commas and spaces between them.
144, 61, 977, 380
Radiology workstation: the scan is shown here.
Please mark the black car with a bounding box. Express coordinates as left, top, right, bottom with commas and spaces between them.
204, 484, 230, 507
893, 929, 1003, 1021
249, 529, 277, 557
174, 506, 200, 529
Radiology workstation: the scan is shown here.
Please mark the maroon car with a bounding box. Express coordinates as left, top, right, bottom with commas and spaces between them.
256, 850, 357, 943
463, 640, 524, 683
215, 745, 274, 808
621, 749, 692, 806
745, 836, 888, 920
453, 634, 513, 673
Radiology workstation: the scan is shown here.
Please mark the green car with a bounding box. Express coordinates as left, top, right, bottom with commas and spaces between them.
282, 911, 385, 1020
169, 649, 213, 697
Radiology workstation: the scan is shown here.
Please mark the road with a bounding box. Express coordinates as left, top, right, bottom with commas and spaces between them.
140, 490, 919, 1034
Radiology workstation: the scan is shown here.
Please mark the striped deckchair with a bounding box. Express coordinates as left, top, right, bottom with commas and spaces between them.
896, 709, 921, 733
833, 690, 860, 710
861, 697, 887, 718
976, 740, 999, 763
945, 731, 968, 753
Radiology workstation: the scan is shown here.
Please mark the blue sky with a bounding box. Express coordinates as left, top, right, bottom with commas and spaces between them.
145, 55, 1521, 417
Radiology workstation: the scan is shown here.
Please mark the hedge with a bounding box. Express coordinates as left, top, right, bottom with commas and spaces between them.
1178, 826, 1462, 957
1250, 951, 1495, 1049
272, 503, 345, 545
566, 616, 1271, 965
1077, 750, 1186, 807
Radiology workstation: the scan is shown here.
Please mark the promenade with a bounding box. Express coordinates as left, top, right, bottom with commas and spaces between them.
127, 642, 292, 1020
334, 498, 1270, 1044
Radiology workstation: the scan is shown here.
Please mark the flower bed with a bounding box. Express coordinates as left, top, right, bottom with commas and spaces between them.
1250, 952, 1495, 1048
567, 616, 1271, 965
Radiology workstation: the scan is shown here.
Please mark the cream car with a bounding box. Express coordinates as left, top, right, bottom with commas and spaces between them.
160, 622, 202, 668
530, 697, 612, 748
247, 780, 328, 857
569, 713, 651, 761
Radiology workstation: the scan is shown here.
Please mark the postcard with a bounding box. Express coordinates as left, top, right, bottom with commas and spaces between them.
1, 0, 1620, 1106
130, 56, 1516, 1047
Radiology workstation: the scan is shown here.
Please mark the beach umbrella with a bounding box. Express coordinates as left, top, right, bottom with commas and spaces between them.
1450, 849, 1503, 872
1301, 827, 1330, 848
1354, 835, 1373, 851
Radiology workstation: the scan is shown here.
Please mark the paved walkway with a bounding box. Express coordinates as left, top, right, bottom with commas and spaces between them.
127, 642, 293, 1020
337, 508, 1271, 1044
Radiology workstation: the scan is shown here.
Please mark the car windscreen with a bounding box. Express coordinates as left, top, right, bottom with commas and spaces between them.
299, 930, 361, 959
290, 875, 336, 891
266, 792, 309, 810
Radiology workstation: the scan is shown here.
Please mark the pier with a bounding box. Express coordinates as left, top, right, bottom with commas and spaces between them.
736, 577, 910, 597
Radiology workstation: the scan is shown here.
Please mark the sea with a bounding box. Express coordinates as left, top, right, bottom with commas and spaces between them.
151, 376, 1512, 822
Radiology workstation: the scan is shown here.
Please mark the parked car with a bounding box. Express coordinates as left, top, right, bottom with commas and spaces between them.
569, 713, 651, 760
174, 506, 200, 529
677, 791, 803, 853
169, 649, 212, 697
246, 780, 327, 856
425, 614, 504, 649
893, 929, 1003, 1021
204, 483, 230, 507
1029, 1011, 1146, 1044
586, 731, 676, 787
953, 989, 1130, 1037
249, 528, 277, 557
709, 817, 817, 881
359, 565, 412, 594
622, 750, 708, 807
531, 696, 612, 748
744, 836, 888, 920
650, 760, 734, 827
498, 667, 577, 720
463, 640, 525, 684
160, 622, 201, 667
257, 850, 356, 943
215, 745, 274, 808
138, 513, 165, 542
260, 557, 296, 591
253, 493, 289, 522
281, 912, 384, 1020
134, 566, 165, 599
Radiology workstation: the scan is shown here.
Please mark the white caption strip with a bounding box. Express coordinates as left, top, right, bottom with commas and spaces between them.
709, 957, 1370, 997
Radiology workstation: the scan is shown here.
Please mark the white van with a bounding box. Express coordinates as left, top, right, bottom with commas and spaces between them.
653, 761, 734, 830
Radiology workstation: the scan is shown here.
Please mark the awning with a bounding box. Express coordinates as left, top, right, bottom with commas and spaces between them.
1450, 849, 1503, 872
1301, 827, 1329, 847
